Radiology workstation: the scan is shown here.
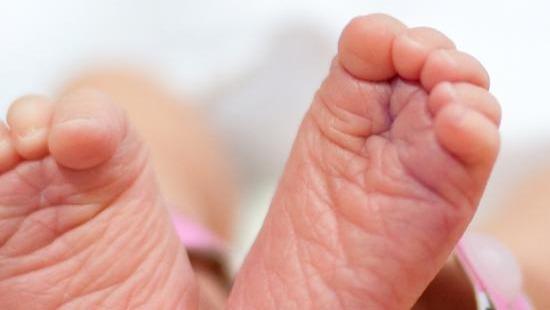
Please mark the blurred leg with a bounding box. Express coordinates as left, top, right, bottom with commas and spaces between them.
60, 68, 238, 240
480, 163, 550, 308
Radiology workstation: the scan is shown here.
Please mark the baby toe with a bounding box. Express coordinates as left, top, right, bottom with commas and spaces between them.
429, 82, 501, 126
434, 101, 500, 170
421, 50, 490, 91
6, 95, 53, 160
338, 14, 406, 81
49, 89, 127, 170
393, 26, 456, 80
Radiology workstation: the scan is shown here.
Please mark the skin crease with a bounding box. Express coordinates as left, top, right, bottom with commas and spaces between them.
0, 13, 502, 309
0, 93, 199, 309
59, 70, 235, 308
228, 14, 500, 309
56, 70, 491, 309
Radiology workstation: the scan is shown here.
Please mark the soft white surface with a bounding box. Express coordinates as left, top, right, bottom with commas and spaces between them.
1, 0, 549, 141
1, 0, 549, 268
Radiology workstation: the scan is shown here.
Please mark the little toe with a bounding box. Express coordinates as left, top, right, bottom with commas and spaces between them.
338, 14, 406, 81
393, 27, 456, 80
429, 82, 501, 125
421, 50, 490, 91
0, 122, 20, 172
49, 89, 127, 170
434, 102, 500, 168
6, 95, 53, 160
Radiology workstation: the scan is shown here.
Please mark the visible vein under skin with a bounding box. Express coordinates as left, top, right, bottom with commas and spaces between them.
229, 58, 486, 309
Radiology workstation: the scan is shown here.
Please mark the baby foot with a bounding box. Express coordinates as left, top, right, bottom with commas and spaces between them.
0, 91, 197, 308
229, 14, 500, 309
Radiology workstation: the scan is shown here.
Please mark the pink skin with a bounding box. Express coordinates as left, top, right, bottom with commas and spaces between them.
228, 14, 500, 309
0, 91, 197, 308
0, 13, 499, 309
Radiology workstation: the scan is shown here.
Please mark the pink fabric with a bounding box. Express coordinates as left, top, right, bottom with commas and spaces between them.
455, 239, 531, 310
171, 213, 531, 308
171, 214, 227, 255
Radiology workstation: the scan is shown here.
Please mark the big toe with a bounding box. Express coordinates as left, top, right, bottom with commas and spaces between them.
49, 89, 127, 170
338, 14, 406, 80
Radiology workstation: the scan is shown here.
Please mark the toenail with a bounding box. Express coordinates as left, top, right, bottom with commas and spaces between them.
443, 102, 468, 125
401, 33, 423, 49
437, 49, 457, 67
56, 118, 98, 129
0, 138, 10, 149
0, 138, 16, 160
17, 127, 47, 141
439, 82, 457, 103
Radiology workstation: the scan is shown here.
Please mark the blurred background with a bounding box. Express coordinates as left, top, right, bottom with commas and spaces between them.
1, 0, 549, 305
